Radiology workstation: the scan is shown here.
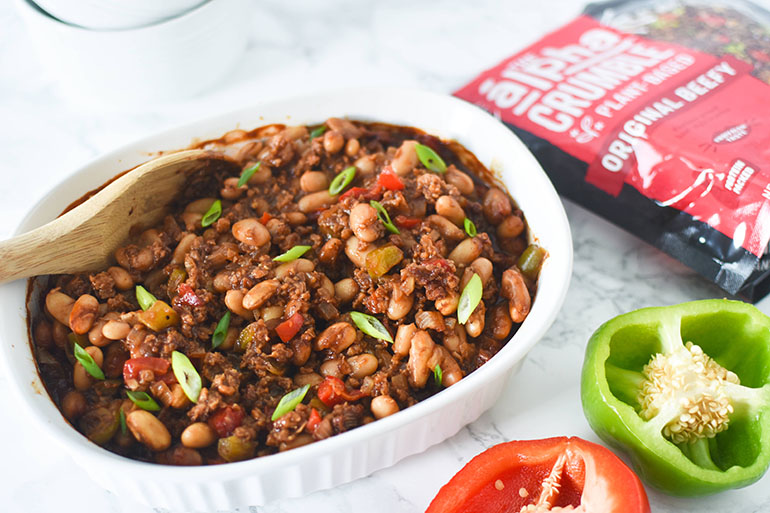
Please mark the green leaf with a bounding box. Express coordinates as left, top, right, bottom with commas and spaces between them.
433, 364, 443, 387
273, 245, 311, 263
211, 311, 231, 349
271, 384, 310, 421
415, 143, 447, 174
464, 217, 477, 238
310, 126, 327, 139
370, 200, 400, 234
350, 311, 393, 343
458, 274, 483, 325
73, 342, 105, 380
171, 351, 202, 403
126, 390, 160, 412
237, 162, 261, 188
119, 408, 127, 435
135, 285, 157, 311
201, 199, 222, 227
329, 166, 356, 195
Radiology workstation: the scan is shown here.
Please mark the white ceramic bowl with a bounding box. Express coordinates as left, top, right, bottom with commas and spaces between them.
14, 0, 249, 106
0, 88, 573, 511
31, 0, 205, 30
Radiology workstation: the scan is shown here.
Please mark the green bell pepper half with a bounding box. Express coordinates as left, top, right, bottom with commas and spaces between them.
581, 299, 770, 496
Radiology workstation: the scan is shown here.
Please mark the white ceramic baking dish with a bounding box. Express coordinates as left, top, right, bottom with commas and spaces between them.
0, 88, 572, 510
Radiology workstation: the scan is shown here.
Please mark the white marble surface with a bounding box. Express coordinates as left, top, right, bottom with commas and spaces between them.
3, 0, 770, 511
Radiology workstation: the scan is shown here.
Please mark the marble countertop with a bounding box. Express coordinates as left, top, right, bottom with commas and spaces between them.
3, 0, 770, 511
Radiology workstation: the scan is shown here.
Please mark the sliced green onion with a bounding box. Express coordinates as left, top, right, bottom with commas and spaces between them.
310, 126, 327, 139
273, 245, 311, 263
458, 274, 483, 325
171, 351, 202, 403
370, 200, 400, 234
433, 364, 443, 387
415, 143, 447, 174
329, 166, 356, 195
126, 390, 160, 412
350, 311, 393, 343
211, 311, 231, 349
201, 199, 222, 227
271, 384, 310, 421
237, 162, 261, 188
135, 285, 157, 311
119, 408, 127, 435
73, 343, 105, 380
464, 217, 477, 238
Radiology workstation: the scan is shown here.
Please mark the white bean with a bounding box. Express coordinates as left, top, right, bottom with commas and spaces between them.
298, 190, 336, 213
371, 395, 400, 419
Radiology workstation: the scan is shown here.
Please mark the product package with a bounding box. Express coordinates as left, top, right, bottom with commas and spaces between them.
455, 0, 770, 301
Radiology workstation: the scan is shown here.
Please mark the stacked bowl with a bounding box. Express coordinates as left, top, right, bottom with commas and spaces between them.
14, 0, 250, 105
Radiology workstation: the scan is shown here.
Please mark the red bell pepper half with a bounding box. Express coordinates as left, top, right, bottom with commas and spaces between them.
427, 437, 650, 513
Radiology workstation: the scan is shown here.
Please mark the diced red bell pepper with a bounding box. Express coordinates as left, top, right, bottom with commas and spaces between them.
427, 437, 650, 513
340, 184, 385, 201
316, 376, 367, 407
208, 405, 245, 438
340, 187, 369, 200
306, 408, 322, 434
423, 257, 453, 272
377, 169, 404, 191
275, 312, 304, 343
123, 357, 170, 383
394, 215, 421, 229
177, 283, 203, 307
259, 212, 273, 225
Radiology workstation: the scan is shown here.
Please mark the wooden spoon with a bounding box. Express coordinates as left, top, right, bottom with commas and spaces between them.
0, 149, 235, 284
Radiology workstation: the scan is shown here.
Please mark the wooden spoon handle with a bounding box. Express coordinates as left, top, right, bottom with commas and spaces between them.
0, 150, 229, 285
0, 215, 110, 283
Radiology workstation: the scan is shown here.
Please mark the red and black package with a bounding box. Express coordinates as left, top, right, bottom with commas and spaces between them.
455, 0, 770, 301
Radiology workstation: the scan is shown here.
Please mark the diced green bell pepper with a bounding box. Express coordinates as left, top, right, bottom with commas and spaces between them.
581, 299, 770, 496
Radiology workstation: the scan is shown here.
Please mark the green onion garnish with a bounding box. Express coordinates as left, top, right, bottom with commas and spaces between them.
415, 143, 447, 174
458, 274, 483, 325
464, 218, 477, 238
433, 364, 443, 387
126, 390, 160, 411
329, 166, 356, 195
201, 199, 222, 227
350, 311, 393, 343
370, 200, 400, 234
211, 311, 231, 349
310, 126, 327, 139
171, 351, 202, 403
73, 343, 105, 380
273, 245, 311, 263
119, 408, 127, 435
135, 285, 157, 311
237, 162, 261, 188
271, 384, 311, 421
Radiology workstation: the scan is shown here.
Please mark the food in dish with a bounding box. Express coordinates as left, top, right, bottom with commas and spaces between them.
32, 118, 544, 465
